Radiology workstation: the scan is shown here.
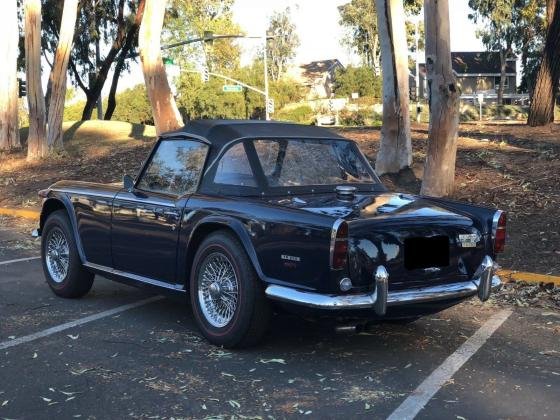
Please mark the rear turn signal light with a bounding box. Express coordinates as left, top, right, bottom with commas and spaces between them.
330, 220, 348, 270
492, 211, 506, 253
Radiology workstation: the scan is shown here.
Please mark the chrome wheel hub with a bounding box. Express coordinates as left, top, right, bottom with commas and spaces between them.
197, 252, 239, 328
45, 228, 70, 283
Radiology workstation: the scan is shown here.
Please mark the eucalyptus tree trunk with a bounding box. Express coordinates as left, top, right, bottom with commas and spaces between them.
420, 0, 460, 197
374, 0, 412, 175
139, 0, 183, 134
46, 0, 79, 150
0, 0, 20, 151
25, 0, 48, 160
528, 0, 560, 126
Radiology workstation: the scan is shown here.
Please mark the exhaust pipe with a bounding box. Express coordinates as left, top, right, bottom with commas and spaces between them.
335, 323, 365, 334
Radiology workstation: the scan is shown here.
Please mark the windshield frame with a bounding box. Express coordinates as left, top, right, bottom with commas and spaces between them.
199, 136, 386, 197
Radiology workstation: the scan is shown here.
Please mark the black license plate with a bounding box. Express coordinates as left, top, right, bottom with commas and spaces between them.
404, 235, 449, 270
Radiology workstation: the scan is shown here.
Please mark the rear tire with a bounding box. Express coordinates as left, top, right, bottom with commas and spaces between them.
41, 210, 94, 298
190, 231, 271, 348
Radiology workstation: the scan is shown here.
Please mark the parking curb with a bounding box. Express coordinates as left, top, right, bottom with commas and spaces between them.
498, 269, 560, 287
0, 207, 40, 220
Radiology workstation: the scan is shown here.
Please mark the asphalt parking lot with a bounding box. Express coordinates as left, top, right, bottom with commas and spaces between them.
1, 242, 559, 419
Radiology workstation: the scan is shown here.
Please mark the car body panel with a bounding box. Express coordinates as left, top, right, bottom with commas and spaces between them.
36, 120, 504, 319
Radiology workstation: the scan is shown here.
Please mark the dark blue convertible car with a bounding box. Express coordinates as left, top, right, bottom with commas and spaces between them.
35, 120, 506, 347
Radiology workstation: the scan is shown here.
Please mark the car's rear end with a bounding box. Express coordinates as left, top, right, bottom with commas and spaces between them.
265, 191, 506, 319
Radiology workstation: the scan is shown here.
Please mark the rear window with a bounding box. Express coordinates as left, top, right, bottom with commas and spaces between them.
253, 139, 373, 187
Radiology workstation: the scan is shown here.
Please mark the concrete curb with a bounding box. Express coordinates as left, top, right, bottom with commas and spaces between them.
0, 207, 40, 220
498, 269, 560, 287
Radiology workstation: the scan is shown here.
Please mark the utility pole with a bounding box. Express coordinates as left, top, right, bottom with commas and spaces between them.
263, 30, 270, 121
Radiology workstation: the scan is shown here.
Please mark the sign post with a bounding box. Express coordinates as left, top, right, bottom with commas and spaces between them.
477, 93, 484, 121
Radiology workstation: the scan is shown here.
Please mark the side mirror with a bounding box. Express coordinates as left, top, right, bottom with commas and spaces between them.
123, 175, 135, 193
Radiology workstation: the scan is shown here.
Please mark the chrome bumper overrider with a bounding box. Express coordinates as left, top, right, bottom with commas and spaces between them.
265, 255, 501, 316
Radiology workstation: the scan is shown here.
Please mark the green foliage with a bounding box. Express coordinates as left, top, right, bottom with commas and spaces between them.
338, 0, 379, 69
110, 85, 153, 125
339, 109, 381, 127
165, 0, 241, 73
338, 0, 422, 71
275, 105, 314, 124
266, 7, 299, 81
63, 85, 153, 125
333, 66, 382, 98
175, 60, 304, 120
469, 0, 547, 94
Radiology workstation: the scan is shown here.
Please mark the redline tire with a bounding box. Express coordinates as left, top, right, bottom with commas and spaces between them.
190, 231, 271, 348
41, 210, 94, 298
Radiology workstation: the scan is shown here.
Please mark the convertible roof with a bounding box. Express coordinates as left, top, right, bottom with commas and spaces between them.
162, 119, 346, 146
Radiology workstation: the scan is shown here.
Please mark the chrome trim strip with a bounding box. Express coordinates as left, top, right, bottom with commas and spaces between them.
329, 218, 346, 269
84, 262, 185, 292
265, 256, 501, 311
51, 188, 118, 200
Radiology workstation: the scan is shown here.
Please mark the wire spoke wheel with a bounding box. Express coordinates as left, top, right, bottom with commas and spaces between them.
197, 252, 239, 328
45, 228, 70, 283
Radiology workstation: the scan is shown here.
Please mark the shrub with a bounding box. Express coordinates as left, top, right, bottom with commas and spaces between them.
333, 66, 382, 99
339, 109, 380, 126
275, 105, 314, 124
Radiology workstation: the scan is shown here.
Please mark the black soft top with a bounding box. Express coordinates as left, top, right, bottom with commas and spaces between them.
162, 119, 346, 147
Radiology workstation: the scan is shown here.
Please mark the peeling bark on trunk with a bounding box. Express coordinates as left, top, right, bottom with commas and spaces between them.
0, 0, 20, 151
374, 0, 412, 175
420, 0, 460, 197
139, 0, 183, 134
528, 0, 560, 127
25, 0, 48, 160
46, 0, 79, 150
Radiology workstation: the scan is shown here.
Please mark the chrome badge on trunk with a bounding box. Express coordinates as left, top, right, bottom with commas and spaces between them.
458, 233, 480, 248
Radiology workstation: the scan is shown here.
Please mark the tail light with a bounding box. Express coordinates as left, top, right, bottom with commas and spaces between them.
492, 211, 506, 253
330, 219, 348, 270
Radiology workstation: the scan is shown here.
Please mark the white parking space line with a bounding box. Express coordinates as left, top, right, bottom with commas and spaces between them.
387, 309, 512, 420
0, 295, 164, 350
0, 256, 40, 266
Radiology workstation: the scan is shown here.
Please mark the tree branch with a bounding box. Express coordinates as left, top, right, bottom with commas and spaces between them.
69, 58, 89, 95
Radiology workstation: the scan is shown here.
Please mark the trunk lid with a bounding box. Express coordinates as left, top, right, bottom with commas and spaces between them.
269, 192, 488, 290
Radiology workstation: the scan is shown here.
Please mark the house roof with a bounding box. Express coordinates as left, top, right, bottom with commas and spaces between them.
417, 51, 516, 75
286, 59, 344, 85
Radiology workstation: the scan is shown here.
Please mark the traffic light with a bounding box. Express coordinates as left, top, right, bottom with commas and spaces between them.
18, 78, 27, 98
201, 67, 209, 83
266, 98, 275, 114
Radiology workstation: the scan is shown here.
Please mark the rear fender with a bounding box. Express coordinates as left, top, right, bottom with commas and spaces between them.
184, 216, 265, 284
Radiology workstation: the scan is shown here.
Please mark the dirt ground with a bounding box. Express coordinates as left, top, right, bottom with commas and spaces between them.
0, 121, 558, 275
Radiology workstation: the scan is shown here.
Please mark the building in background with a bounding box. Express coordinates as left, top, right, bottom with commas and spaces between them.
287, 59, 344, 100
411, 51, 527, 104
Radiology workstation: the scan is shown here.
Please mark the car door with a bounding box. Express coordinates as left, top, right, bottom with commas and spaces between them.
111, 138, 208, 284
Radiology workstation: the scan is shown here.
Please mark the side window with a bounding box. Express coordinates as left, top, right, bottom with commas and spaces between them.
213, 143, 257, 187
138, 140, 208, 195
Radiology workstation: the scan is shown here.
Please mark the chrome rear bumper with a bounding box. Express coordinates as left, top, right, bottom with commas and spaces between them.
265, 255, 501, 315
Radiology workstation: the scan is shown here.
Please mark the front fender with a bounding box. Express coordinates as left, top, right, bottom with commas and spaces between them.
40, 195, 87, 264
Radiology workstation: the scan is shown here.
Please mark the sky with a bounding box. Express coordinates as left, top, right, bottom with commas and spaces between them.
78, 0, 487, 98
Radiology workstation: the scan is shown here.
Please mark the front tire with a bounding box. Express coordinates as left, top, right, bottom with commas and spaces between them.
41, 210, 94, 298
190, 231, 271, 348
